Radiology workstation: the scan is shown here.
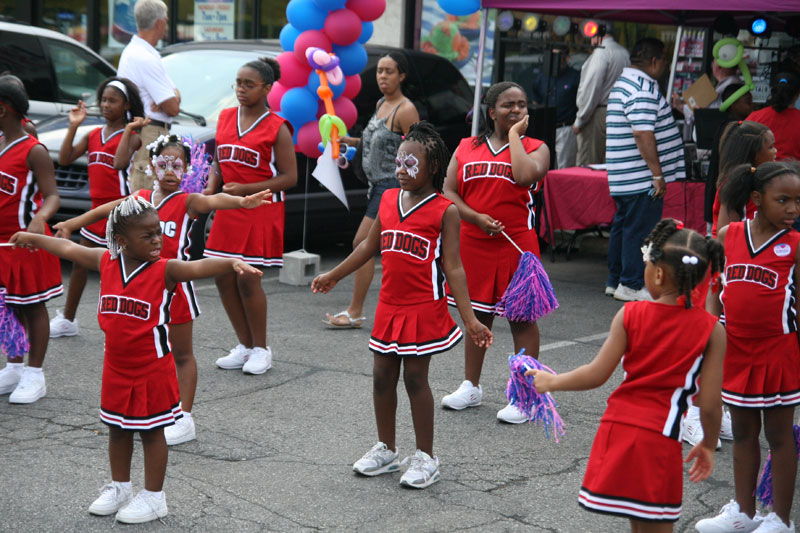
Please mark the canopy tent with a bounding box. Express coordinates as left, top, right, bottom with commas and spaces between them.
469, 0, 800, 134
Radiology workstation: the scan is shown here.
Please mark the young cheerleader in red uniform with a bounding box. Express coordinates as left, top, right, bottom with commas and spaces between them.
440, 81, 550, 423
49, 77, 144, 338
11, 196, 262, 524
698, 162, 800, 533
0, 75, 62, 404
531, 219, 726, 533
313, 122, 492, 489
203, 57, 297, 375
54, 134, 270, 446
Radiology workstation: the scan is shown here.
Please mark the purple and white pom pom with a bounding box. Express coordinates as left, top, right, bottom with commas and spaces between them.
756, 424, 800, 508
0, 289, 29, 358
180, 136, 211, 194
499, 252, 558, 323
506, 349, 565, 442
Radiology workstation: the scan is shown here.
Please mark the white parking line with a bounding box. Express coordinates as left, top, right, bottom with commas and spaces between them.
540, 332, 609, 352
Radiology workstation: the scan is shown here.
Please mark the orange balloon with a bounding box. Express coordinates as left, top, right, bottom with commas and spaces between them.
317, 86, 333, 100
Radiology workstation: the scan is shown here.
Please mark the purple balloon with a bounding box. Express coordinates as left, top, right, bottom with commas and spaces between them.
286, 0, 327, 32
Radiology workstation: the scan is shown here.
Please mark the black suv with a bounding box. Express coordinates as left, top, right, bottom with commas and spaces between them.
36, 40, 474, 252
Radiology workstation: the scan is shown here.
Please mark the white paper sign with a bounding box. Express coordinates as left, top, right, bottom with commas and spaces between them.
194, 0, 235, 41
312, 144, 349, 211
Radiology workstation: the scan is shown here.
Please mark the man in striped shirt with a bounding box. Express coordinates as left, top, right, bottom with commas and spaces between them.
605, 38, 686, 302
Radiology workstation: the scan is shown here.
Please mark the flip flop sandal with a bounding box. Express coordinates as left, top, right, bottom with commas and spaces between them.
322, 310, 366, 329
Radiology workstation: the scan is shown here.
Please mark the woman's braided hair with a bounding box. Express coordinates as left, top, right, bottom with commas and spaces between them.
106, 196, 158, 259
403, 121, 450, 192
642, 219, 725, 309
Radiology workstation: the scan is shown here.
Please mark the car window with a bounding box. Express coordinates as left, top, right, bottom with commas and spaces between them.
0, 31, 56, 102
410, 54, 472, 126
42, 38, 113, 103
162, 49, 269, 122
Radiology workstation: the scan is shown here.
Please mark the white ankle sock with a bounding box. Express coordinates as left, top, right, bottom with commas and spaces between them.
25, 366, 43, 374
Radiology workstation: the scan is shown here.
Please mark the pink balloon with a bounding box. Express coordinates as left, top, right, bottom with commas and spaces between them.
345, 0, 386, 22
267, 81, 289, 111
332, 96, 357, 129
342, 74, 361, 99
297, 121, 323, 157
323, 9, 362, 46
276, 52, 312, 89
293, 30, 332, 65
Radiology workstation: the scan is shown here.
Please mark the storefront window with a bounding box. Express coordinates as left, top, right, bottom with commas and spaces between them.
177, 0, 255, 42
41, 0, 88, 44
261, 0, 289, 39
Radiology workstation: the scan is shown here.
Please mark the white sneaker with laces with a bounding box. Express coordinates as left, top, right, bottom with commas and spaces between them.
753, 513, 795, 533
0, 363, 23, 395
720, 407, 734, 441
441, 380, 482, 410
242, 346, 272, 374
695, 500, 763, 533
49, 310, 78, 338
604, 284, 618, 296
164, 414, 195, 446
9, 368, 46, 404
399, 449, 440, 489
88, 481, 132, 515
215, 344, 250, 369
353, 442, 400, 476
614, 284, 652, 302
682, 409, 722, 450
115, 489, 168, 524
497, 403, 529, 424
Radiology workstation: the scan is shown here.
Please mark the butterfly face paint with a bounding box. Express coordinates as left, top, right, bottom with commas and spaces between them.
395, 151, 420, 180
153, 154, 185, 180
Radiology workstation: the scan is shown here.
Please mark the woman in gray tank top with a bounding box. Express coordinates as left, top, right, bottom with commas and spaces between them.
323, 52, 419, 328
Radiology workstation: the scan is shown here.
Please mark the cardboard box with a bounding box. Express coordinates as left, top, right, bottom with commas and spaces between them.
682, 74, 717, 110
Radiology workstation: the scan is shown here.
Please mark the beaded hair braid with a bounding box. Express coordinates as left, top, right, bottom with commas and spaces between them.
403, 121, 450, 192
642, 219, 725, 308
106, 196, 158, 259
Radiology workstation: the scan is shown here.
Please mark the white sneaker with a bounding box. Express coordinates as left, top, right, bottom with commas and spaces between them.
242, 346, 272, 375
164, 414, 195, 446
753, 513, 795, 533
604, 284, 618, 296
9, 368, 46, 404
695, 500, 763, 533
441, 380, 482, 410
88, 481, 132, 516
683, 410, 722, 450
49, 310, 78, 338
353, 442, 400, 476
399, 449, 440, 489
0, 363, 23, 395
115, 490, 168, 524
497, 403, 529, 424
614, 284, 652, 302
215, 344, 250, 369
720, 407, 733, 441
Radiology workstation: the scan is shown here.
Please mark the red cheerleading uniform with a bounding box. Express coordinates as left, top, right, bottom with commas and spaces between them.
137, 189, 200, 324
204, 107, 287, 267
720, 221, 800, 408
580, 301, 717, 522
446, 135, 545, 314
81, 127, 131, 245
97, 252, 182, 430
369, 189, 462, 357
0, 135, 63, 305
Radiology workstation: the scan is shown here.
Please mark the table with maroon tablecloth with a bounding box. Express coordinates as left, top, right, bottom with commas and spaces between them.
539, 166, 705, 255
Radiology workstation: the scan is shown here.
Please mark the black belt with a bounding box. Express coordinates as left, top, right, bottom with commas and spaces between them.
147, 119, 171, 130
556, 121, 572, 128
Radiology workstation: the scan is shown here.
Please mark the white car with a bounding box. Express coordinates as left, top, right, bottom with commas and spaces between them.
0, 21, 115, 122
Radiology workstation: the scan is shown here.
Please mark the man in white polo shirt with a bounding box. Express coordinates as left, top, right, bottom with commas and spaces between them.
117, 0, 180, 191
605, 38, 685, 302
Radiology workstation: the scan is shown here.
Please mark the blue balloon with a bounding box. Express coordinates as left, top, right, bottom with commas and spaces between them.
280, 87, 319, 128
437, 0, 480, 16
333, 43, 368, 76
286, 0, 327, 32
312, 0, 347, 10
357, 22, 373, 44
279, 24, 301, 51
306, 71, 345, 100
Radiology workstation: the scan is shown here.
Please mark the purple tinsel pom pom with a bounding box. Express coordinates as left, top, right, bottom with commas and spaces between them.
0, 289, 29, 358
499, 252, 558, 323
505, 349, 565, 442
756, 424, 800, 508
180, 136, 211, 194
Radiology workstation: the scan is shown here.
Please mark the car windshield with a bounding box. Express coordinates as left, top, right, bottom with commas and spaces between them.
162, 49, 272, 123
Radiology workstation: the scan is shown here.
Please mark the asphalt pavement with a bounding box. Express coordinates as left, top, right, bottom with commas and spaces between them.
1, 232, 798, 532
